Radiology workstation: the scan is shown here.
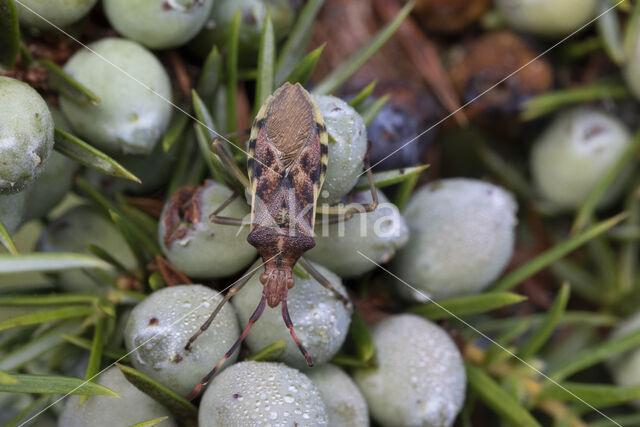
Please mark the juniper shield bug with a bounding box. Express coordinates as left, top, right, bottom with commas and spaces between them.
185, 82, 378, 400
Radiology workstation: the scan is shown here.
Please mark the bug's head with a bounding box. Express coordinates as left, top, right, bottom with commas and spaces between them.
260, 261, 295, 308
258, 259, 313, 368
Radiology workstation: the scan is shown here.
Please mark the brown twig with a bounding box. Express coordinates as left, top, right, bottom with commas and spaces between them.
154, 255, 192, 286
236, 84, 251, 133
168, 50, 192, 99
373, 0, 468, 126
124, 196, 164, 218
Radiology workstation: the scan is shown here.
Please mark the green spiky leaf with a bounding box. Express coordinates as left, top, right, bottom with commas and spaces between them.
408, 292, 527, 321
0, 293, 99, 305
130, 417, 170, 427
61, 334, 129, 362
284, 43, 325, 86
353, 165, 428, 192
161, 111, 189, 152
521, 80, 630, 121
192, 90, 229, 185
0, 320, 85, 371
0, 306, 94, 332
226, 10, 240, 134
192, 89, 217, 139
275, 0, 324, 84
572, 131, 640, 233
41, 59, 101, 105
394, 167, 421, 211
538, 382, 640, 408
194, 123, 225, 184
0, 253, 110, 274
197, 45, 223, 102
117, 364, 198, 427
247, 340, 287, 362
0, 0, 20, 70
517, 283, 570, 359
0, 369, 18, 384
54, 128, 140, 183
87, 244, 129, 275
344, 310, 375, 362
84, 317, 105, 383
597, 0, 626, 65
466, 363, 541, 427
5, 395, 50, 427
588, 413, 640, 427
76, 177, 161, 260
0, 218, 17, 255
490, 213, 628, 291
469, 311, 619, 338
360, 94, 390, 126
108, 210, 149, 275
348, 80, 377, 110
624, 0, 640, 55
549, 328, 640, 382
330, 354, 376, 369
116, 196, 159, 239
255, 13, 275, 115
472, 136, 535, 200
0, 373, 118, 396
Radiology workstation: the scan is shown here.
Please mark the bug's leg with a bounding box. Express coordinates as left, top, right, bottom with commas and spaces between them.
212, 138, 251, 190
313, 212, 353, 226
223, 128, 251, 140
187, 292, 268, 401
208, 192, 249, 227
298, 257, 353, 310
315, 157, 378, 217
282, 295, 313, 367
184, 258, 262, 352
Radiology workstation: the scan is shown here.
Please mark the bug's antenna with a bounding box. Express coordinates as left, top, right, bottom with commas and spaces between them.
186, 294, 267, 401
282, 296, 313, 367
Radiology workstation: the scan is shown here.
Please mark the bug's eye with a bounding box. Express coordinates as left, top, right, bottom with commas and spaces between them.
260, 272, 269, 284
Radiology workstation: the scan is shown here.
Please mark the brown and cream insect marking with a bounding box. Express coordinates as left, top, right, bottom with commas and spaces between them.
247, 82, 327, 309
185, 82, 328, 400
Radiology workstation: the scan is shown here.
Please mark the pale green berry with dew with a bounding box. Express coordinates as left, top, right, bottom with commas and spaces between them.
530, 107, 633, 210
60, 38, 172, 155
307, 364, 369, 427
190, 0, 297, 61
125, 284, 241, 396
24, 107, 79, 221
495, 0, 597, 38
15, 0, 98, 30
0, 76, 54, 194
198, 361, 329, 426
353, 314, 466, 427
312, 94, 368, 205
307, 190, 408, 278
58, 366, 177, 427
232, 261, 352, 369
0, 191, 28, 235
104, 0, 214, 49
391, 178, 517, 300
158, 181, 257, 279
